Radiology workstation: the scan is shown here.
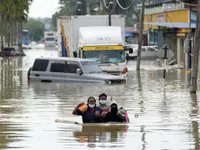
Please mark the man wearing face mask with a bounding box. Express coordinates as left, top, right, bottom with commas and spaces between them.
103, 103, 124, 123
72, 96, 103, 123
98, 93, 110, 114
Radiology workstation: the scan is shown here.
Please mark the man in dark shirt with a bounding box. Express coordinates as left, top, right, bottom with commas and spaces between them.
104, 103, 124, 123
72, 96, 103, 123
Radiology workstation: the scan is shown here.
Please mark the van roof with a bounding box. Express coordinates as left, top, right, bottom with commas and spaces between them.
35, 57, 95, 62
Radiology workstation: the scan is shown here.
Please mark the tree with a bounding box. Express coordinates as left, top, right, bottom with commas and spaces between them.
0, 0, 32, 54
53, 0, 140, 27
23, 19, 45, 41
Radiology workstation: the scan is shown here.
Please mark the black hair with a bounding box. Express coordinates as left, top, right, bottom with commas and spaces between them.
111, 103, 118, 108
87, 96, 96, 102
98, 93, 107, 99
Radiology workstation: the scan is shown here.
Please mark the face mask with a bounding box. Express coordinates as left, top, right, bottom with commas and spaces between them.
99, 100, 107, 105
89, 104, 95, 108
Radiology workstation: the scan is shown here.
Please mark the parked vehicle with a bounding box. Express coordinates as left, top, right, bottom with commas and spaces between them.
28, 57, 126, 84
0, 46, 26, 56
126, 45, 158, 59
44, 31, 57, 47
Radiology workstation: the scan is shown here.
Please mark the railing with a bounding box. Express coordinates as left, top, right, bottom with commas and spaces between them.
60, 17, 70, 57
145, 3, 185, 14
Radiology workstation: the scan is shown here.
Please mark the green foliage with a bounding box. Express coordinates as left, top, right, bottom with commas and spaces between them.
52, 0, 140, 29
23, 19, 45, 41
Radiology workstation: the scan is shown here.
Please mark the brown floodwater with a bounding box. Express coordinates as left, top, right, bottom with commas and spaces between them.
0, 48, 200, 150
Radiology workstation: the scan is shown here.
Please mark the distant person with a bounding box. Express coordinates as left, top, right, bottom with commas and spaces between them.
72, 97, 103, 123
103, 103, 124, 123
98, 93, 110, 114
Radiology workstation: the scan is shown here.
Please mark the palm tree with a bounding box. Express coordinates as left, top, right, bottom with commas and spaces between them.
0, 0, 32, 55
14, 0, 32, 51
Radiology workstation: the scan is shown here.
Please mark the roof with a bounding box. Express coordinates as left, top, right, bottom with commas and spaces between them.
145, 0, 173, 6
79, 26, 124, 46
36, 57, 95, 62
144, 22, 196, 28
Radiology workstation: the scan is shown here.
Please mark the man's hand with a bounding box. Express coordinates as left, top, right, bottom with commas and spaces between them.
101, 112, 107, 118
77, 102, 85, 107
95, 112, 101, 118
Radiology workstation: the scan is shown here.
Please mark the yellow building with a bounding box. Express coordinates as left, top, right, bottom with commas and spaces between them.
143, 6, 196, 67
144, 9, 190, 31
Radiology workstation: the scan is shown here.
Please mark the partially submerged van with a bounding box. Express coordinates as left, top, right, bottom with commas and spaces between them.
28, 57, 126, 84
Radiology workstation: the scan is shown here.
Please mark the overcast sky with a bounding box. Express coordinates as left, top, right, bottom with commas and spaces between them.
29, 0, 61, 18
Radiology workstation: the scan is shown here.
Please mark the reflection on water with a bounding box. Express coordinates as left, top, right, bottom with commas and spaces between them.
72, 125, 128, 147
0, 49, 200, 149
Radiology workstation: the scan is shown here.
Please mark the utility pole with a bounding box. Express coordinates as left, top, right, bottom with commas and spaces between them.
86, 0, 90, 14
190, 0, 200, 93
136, 0, 145, 70
188, 6, 192, 71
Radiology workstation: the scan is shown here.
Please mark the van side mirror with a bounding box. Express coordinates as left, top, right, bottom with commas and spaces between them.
125, 46, 133, 54
76, 68, 82, 75
73, 51, 77, 58
129, 48, 133, 54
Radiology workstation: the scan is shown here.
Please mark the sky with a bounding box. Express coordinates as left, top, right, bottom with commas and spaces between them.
29, 0, 61, 18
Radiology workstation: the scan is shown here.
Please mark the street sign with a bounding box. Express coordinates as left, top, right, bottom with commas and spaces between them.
157, 44, 174, 60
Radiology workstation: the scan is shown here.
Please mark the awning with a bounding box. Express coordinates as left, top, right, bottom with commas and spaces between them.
125, 31, 134, 37
144, 22, 196, 28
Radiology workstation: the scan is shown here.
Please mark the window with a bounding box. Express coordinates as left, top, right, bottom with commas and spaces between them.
147, 48, 156, 52
45, 37, 55, 41
80, 61, 102, 74
50, 63, 66, 73
66, 63, 80, 73
32, 59, 49, 71
141, 48, 146, 51
4, 48, 14, 52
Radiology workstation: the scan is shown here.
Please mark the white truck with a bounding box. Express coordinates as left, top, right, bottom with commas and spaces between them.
44, 31, 57, 47
57, 15, 132, 76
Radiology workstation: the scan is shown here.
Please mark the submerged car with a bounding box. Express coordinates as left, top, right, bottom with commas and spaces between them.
0, 46, 26, 56
28, 57, 126, 84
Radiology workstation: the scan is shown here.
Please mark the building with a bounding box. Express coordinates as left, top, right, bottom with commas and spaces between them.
143, 0, 198, 66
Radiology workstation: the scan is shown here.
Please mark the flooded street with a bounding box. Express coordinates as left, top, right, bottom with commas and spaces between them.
0, 48, 200, 150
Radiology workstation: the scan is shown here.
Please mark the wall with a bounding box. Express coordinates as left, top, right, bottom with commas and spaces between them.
144, 9, 189, 31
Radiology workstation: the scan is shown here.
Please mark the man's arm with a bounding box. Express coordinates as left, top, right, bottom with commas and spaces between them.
72, 102, 85, 115
95, 107, 104, 119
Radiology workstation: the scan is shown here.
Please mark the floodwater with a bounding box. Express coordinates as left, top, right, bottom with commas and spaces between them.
0, 48, 200, 150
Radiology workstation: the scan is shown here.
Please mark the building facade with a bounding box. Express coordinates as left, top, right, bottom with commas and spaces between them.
143, 1, 197, 66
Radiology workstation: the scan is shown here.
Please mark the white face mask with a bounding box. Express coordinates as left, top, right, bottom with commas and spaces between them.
89, 104, 95, 108
99, 100, 107, 105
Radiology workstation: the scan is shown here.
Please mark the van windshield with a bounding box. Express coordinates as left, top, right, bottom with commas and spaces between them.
45, 37, 55, 41
82, 50, 125, 64
80, 61, 102, 74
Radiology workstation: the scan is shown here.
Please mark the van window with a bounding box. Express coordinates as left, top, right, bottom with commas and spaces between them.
66, 63, 80, 73
50, 63, 66, 73
147, 47, 156, 52
32, 59, 49, 71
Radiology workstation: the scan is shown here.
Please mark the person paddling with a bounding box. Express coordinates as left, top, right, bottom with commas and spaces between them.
72, 97, 103, 123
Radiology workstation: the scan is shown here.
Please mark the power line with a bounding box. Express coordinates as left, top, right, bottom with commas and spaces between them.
102, 0, 111, 9
115, 0, 134, 10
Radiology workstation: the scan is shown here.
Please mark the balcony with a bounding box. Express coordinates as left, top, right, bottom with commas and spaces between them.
144, 3, 185, 14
